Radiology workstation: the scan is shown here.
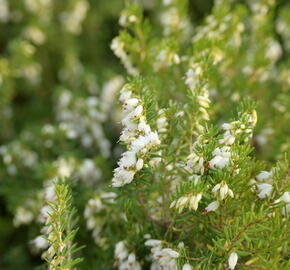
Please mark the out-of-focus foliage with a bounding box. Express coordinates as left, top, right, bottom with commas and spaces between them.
0, 0, 289, 269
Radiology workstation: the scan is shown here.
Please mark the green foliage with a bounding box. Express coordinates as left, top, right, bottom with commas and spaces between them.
44, 179, 83, 270
0, 0, 289, 270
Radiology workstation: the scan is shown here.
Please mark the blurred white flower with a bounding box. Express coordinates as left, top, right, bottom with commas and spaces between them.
228, 252, 238, 270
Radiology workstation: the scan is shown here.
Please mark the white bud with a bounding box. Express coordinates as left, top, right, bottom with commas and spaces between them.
132, 105, 143, 118
221, 123, 232, 130
279, 192, 290, 204
228, 252, 238, 270
136, 158, 144, 170
123, 98, 139, 111
120, 90, 132, 102
205, 201, 220, 212
128, 253, 136, 263
170, 200, 176, 208
182, 264, 192, 270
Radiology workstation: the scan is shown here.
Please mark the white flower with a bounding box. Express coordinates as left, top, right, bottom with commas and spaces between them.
145, 239, 181, 270
120, 89, 132, 102
186, 152, 204, 174
118, 151, 137, 169
84, 193, 116, 244
157, 116, 168, 133
78, 159, 101, 184
169, 200, 176, 208
277, 192, 290, 204
30, 235, 49, 250
185, 68, 202, 90
274, 192, 290, 215
197, 95, 210, 108
100, 192, 117, 200
256, 171, 272, 181
145, 239, 162, 246
228, 252, 238, 270
112, 85, 160, 187
266, 39, 282, 62
256, 183, 273, 199
114, 241, 141, 270
136, 159, 144, 170
161, 248, 179, 258
221, 123, 233, 130
209, 147, 231, 169
101, 75, 124, 114
173, 193, 202, 212
204, 201, 220, 212
209, 155, 230, 169
219, 131, 235, 145
182, 264, 192, 270
131, 105, 143, 118
13, 206, 34, 227
177, 242, 184, 248
111, 37, 139, 76
138, 119, 151, 134
175, 196, 189, 212
112, 168, 135, 187
189, 193, 202, 211
123, 98, 139, 111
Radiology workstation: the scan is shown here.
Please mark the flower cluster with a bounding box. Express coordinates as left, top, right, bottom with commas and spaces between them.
84, 192, 117, 246
13, 204, 34, 227
170, 193, 203, 213
209, 147, 231, 169
157, 109, 168, 135
56, 89, 110, 157
77, 159, 102, 186
252, 170, 274, 199
101, 75, 124, 116
0, 141, 38, 175
145, 239, 179, 270
1, 0, 290, 269
185, 65, 211, 134
212, 181, 234, 200
111, 37, 139, 76
210, 110, 258, 170
144, 239, 192, 270
60, 0, 89, 35
185, 66, 203, 92
28, 180, 57, 255
114, 241, 141, 270
153, 47, 180, 71
250, 169, 290, 216
159, 4, 191, 39
112, 85, 160, 187
185, 140, 205, 175
219, 110, 257, 146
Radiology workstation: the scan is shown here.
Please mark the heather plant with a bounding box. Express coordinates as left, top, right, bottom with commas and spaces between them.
0, 0, 289, 270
